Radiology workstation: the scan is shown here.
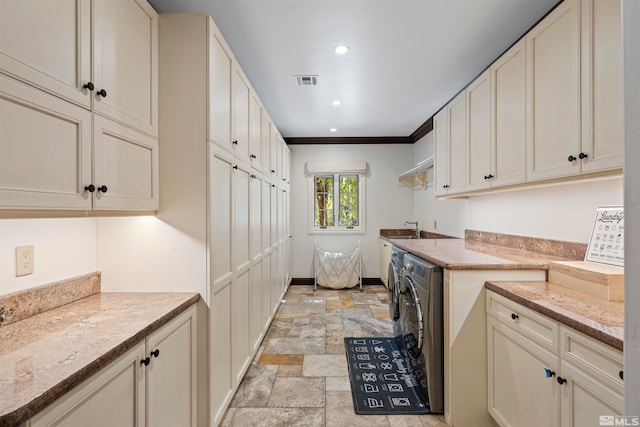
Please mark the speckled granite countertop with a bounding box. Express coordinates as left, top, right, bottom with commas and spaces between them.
0, 292, 200, 427
383, 237, 569, 270
485, 281, 623, 351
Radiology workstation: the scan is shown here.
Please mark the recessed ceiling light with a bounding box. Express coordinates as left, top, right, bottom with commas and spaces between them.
332, 100, 342, 106
330, 128, 338, 132
334, 45, 349, 55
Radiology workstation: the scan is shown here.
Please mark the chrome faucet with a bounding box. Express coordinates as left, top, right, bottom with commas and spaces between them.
404, 221, 420, 238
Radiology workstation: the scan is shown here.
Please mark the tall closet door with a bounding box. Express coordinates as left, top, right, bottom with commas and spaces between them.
232, 67, 250, 163
232, 160, 251, 384
208, 20, 233, 150
209, 145, 233, 419
249, 173, 263, 352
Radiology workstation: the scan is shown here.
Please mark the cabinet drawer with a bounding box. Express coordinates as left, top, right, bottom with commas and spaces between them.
560, 326, 623, 394
487, 290, 559, 354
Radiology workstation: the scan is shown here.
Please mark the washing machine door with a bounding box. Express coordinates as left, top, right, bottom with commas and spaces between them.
400, 275, 424, 360
387, 261, 400, 321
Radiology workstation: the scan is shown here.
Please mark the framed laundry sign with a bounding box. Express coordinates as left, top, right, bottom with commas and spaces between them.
585, 206, 624, 267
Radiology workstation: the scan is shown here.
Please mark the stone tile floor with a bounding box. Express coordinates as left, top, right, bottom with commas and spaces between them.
221, 284, 448, 427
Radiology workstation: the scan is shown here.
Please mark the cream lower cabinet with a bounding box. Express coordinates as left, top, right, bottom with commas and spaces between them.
29, 306, 197, 427
379, 239, 392, 288
443, 269, 545, 427
486, 290, 623, 427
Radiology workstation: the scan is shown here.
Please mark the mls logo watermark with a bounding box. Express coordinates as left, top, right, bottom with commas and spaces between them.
600, 415, 640, 426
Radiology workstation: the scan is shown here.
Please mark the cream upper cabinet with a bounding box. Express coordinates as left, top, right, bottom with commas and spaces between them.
232, 66, 251, 163
93, 115, 159, 210
0, 75, 92, 210
448, 92, 467, 194
491, 39, 527, 188
92, 0, 158, 137
261, 112, 272, 174
1, 0, 158, 137
249, 93, 263, 171
208, 23, 233, 150
526, 0, 581, 182
0, 0, 92, 109
434, 107, 450, 197
434, 91, 468, 198
466, 70, 492, 192
580, 0, 623, 173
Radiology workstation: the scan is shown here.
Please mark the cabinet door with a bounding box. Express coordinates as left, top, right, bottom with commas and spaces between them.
448, 92, 467, 194
580, 0, 623, 173
93, 115, 159, 210
491, 39, 527, 188
0, 75, 92, 209
232, 67, 250, 163
249, 93, 263, 170
92, 0, 158, 137
466, 70, 492, 191
270, 246, 280, 313
261, 251, 272, 329
526, 0, 581, 181
0, 0, 91, 109
559, 361, 623, 427
146, 307, 197, 427
210, 146, 233, 293
262, 180, 272, 254
30, 342, 146, 427
232, 161, 251, 385
487, 316, 560, 427
250, 259, 263, 352
210, 281, 232, 426
250, 174, 263, 263
208, 22, 233, 150
261, 112, 271, 174
434, 108, 450, 196
269, 125, 278, 175
270, 184, 278, 247
379, 240, 392, 288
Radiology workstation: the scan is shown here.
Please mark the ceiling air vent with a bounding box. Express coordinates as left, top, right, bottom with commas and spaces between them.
295, 75, 318, 86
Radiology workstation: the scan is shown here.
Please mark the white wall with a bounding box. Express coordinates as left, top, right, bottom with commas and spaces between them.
290, 143, 415, 278
412, 134, 624, 243
96, 216, 207, 296
0, 218, 97, 296
623, 0, 640, 414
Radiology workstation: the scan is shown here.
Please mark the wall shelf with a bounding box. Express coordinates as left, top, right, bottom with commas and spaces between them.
398, 156, 434, 189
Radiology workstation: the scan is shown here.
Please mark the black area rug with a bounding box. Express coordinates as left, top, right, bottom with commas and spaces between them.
344, 337, 430, 415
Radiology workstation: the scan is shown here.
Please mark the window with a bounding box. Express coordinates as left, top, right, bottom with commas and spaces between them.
309, 172, 365, 233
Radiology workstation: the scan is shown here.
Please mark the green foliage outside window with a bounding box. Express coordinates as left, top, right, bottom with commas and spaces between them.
314, 174, 359, 228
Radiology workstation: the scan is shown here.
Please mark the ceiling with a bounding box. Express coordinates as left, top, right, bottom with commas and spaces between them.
149, 0, 561, 142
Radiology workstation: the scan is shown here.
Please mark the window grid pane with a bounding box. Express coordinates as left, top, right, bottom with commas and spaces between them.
314, 176, 334, 227
338, 175, 358, 227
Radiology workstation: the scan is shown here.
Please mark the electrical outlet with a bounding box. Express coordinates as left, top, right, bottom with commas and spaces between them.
434, 220, 438, 229
16, 245, 34, 276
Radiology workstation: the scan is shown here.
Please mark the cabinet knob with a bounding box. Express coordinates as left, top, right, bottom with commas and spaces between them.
97, 89, 107, 98
97, 185, 108, 193
557, 376, 567, 385
271, 184, 275, 188
232, 140, 238, 145
83, 82, 95, 91
544, 368, 556, 378
579, 152, 588, 160
487, 174, 494, 179
250, 154, 257, 159
151, 349, 160, 358
141, 357, 150, 366
568, 155, 577, 162
84, 184, 96, 193
250, 174, 257, 179
271, 169, 275, 173
619, 370, 624, 380
233, 165, 238, 170
511, 313, 519, 320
